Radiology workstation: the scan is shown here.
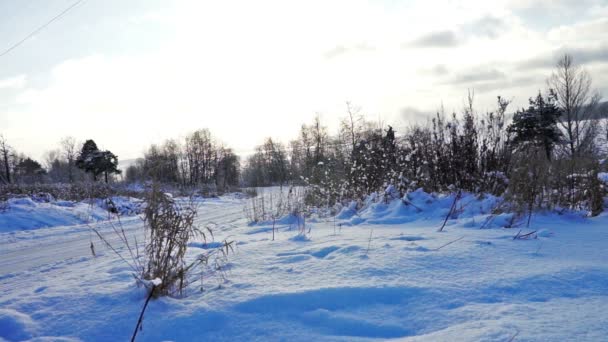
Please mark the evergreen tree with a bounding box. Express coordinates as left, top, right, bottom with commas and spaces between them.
76, 139, 121, 183
76, 140, 100, 181
15, 157, 46, 184
96, 151, 121, 183
508, 92, 562, 160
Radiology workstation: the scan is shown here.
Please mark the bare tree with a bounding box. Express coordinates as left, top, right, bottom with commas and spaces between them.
341, 101, 364, 153
311, 115, 329, 164
243, 138, 288, 187
43, 149, 61, 170
43, 149, 66, 183
184, 129, 217, 186
548, 54, 601, 158
60, 136, 78, 183
0, 135, 12, 184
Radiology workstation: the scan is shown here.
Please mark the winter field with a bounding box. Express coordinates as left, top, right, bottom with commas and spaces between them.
1, 187, 607, 341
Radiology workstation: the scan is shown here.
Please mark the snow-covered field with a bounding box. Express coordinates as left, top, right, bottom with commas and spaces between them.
1, 190, 608, 341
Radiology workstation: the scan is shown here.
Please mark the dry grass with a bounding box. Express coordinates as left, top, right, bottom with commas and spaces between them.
91, 184, 233, 298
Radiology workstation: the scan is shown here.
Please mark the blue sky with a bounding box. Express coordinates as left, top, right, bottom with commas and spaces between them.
1, 0, 607, 161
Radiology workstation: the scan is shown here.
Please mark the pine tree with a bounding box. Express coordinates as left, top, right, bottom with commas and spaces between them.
96, 151, 121, 183
508, 92, 562, 160
76, 140, 101, 181
15, 157, 46, 184
76, 139, 121, 183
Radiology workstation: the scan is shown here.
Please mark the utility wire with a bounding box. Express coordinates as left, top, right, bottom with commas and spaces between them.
0, 0, 85, 58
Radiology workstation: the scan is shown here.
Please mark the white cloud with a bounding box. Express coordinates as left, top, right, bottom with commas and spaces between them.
0, 74, 26, 89
548, 17, 608, 44
508, 0, 601, 11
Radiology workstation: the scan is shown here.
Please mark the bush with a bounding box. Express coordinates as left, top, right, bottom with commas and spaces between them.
244, 186, 307, 224
142, 188, 206, 297
92, 185, 233, 298
0, 182, 142, 202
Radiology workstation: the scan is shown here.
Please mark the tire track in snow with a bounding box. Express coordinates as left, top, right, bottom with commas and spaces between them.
0, 208, 244, 267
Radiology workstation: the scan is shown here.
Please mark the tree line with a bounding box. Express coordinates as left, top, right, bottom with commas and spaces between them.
1, 54, 607, 212
0, 128, 240, 193
0, 136, 120, 185
124, 129, 240, 192
242, 54, 608, 215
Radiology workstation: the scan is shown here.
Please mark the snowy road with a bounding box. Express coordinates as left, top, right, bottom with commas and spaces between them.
0, 198, 244, 296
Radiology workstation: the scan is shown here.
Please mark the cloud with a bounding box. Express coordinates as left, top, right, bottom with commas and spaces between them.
406, 30, 461, 48
465, 75, 542, 94
519, 44, 608, 70
509, 0, 600, 11
548, 17, 608, 42
466, 16, 508, 39
418, 64, 449, 76
568, 45, 608, 65
435, 67, 547, 96
0, 75, 26, 89
507, 0, 604, 30
400, 106, 433, 121
449, 68, 506, 84
324, 45, 349, 59
323, 43, 375, 59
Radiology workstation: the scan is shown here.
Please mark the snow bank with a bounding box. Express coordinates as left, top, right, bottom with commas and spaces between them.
0, 309, 37, 341
339, 189, 503, 228
0, 196, 142, 233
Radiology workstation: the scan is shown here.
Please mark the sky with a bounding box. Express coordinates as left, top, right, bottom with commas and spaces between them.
1, 0, 607, 161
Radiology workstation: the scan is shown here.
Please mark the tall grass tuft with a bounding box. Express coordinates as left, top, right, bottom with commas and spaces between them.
142, 186, 206, 297
91, 184, 233, 298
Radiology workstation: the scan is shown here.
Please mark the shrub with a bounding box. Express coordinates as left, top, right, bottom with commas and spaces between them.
142, 188, 207, 297
92, 185, 233, 298
0, 182, 142, 202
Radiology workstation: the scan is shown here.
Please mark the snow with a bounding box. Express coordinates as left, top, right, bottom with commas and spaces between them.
0, 309, 37, 341
0, 196, 142, 233
150, 278, 162, 287
1, 188, 607, 341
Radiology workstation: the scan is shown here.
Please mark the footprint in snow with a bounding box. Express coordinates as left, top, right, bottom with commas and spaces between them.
34, 286, 47, 293
337, 245, 362, 254
390, 235, 426, 242
277, 246, 341, 263
474, 240, 493, 246
280, 254, 312, 263
403, 246, 431, 252
309, 246, 340, 258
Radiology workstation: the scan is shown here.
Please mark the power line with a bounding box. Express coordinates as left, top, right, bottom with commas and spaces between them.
0, 0, 85, 58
